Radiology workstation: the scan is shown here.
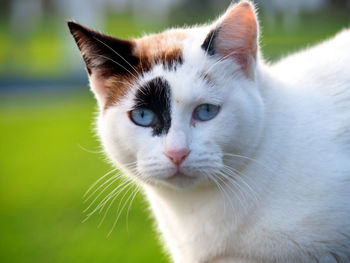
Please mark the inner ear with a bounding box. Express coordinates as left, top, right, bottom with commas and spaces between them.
201, 1, 258, 78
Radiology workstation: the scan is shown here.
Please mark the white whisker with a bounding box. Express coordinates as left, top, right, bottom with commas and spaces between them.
84, 168, 118, 198
97, 180, 134, 228
205, 28, 216, 57
84, 172, 122, 203
223, 152, 280, 178
222, 164, 260, 203
138, 45, 145, 77
92, 36, 140, 77
83, 174, 121, 212
83, 180, 132, 222
125, 186, 140, 232
217, 170, 247, 214
107, 184, 136, 237
97, 179, 133, 214
205, 49, 239, 74
207, 173, 229, 214
94, 54, 138, 79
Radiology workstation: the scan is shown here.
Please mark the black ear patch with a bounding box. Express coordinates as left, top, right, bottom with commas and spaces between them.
201, 28, 219, 56
133, 77, 171, 136
67, 21, 139, 77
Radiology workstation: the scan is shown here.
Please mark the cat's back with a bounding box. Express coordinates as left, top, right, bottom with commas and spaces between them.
262, 29, 350, 195
270, 28, 350, 89
255, 30, 350, 262
268, 29, 350, 150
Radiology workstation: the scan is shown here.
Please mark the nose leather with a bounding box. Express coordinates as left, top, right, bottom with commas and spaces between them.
165, 148, 189, 166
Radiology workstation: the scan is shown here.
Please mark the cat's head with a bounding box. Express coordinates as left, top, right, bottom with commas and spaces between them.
68, 1, 264, 189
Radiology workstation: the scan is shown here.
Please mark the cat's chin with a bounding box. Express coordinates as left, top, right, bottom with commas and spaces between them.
148, 171, 202, 189
163, 172, 198, 188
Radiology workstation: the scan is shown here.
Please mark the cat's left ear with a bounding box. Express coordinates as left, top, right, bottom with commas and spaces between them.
67, 21, 139, 107
202, 1, 258, 79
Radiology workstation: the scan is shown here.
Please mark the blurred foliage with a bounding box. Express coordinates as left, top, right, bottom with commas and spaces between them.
0, 7, 349, 78
260, 9, 350, 62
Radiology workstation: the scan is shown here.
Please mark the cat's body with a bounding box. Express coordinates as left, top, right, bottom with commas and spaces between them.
145, 29, 350, 263
68, 2, 350, 262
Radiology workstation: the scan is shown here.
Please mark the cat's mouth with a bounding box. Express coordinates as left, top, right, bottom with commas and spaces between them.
138, 162, 211, 188
161, 171, 198, 188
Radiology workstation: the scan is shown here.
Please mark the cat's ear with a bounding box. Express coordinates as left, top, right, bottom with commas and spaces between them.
202, 1, 258, 78
67, 21, 138, 105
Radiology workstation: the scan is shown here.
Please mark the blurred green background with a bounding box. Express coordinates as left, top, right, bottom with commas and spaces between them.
0, 0, 349, 262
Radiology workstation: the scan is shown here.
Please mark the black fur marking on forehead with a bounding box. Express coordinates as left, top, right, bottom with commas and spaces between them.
201, 28, 219, 56
133, 77, 171, 136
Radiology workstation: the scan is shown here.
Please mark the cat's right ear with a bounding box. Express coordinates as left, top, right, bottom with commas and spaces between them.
201, 1, 258, 79
67, 21, 138, 105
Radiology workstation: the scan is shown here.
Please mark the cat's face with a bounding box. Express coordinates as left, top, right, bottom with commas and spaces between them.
69, 1, 264, 189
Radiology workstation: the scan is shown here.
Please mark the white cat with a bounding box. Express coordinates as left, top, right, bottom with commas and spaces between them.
68, 1, 350, 262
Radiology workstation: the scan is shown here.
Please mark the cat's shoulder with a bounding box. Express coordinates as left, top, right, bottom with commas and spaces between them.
269, 28, 350, 109
268, 29, 350, 153
270, 28, 350, 87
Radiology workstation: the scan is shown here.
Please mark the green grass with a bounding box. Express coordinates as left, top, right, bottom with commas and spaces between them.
0, 93, 168, 263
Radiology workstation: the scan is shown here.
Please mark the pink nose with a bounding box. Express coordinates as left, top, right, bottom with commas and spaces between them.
165, 148, 189, 166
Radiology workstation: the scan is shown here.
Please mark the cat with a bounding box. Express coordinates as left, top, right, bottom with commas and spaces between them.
68, 1, 350, 262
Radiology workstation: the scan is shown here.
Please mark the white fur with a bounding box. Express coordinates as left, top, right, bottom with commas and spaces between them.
91, 13, 350, 263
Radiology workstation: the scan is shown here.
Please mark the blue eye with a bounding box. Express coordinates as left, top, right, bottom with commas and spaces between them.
130, 108, 157, 127
193, 104, 220, 121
